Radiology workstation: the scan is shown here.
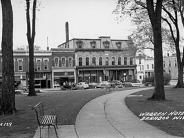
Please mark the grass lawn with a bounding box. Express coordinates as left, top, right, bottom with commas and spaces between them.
0, 87, 131, 138
125, 87, 184, 137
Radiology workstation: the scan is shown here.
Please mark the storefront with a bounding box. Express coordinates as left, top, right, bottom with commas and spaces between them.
76, 65, 136, 83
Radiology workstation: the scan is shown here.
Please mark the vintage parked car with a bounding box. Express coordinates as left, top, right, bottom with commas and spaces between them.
97, 81, 111, 88
111, 80, 124, 88
89, 82, 98, 88
122, 82, 133, 87
76, 82, 89, 89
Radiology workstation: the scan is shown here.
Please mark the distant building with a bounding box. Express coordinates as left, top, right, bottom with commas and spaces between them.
58, 36, 137, 83
135, 52, 180, 83
135, 53, 154, 83
163, 54, 178, 80
0, 49, 52, 88
51, 48, 75, 87
0, 37, 137, 88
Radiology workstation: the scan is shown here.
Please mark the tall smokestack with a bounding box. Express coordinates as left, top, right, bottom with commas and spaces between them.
47, 36, 49, 51
65, 22, 69, 42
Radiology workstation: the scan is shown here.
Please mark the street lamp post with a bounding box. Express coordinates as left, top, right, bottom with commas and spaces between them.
123, 73, 126, 82
89, 76, 90, 83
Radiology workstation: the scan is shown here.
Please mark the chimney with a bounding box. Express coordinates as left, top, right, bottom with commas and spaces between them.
65, 22, 69, 42
47, 36, 49, 51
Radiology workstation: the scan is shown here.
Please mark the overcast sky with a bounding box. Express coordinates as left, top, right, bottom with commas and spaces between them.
0, 0, 135, 50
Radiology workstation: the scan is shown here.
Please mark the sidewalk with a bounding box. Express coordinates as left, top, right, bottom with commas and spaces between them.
33, 87, 182, 138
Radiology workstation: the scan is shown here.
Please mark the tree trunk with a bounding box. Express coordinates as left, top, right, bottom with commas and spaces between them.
175, 64, 184, 88
174, 38, 184, 88
149, 23, 165, 100
26, 0, 36, 96
0, 0, 16, 114
146, 0, 165, 100
28, 41, 36, 96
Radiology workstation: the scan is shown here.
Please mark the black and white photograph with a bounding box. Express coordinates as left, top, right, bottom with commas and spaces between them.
0, 0, 184, 138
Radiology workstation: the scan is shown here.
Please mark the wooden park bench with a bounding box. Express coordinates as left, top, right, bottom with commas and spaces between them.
32, 102, 59, 138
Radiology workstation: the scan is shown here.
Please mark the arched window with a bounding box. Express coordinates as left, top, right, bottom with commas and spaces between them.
105, 57, 109, 65
54, 57, 59, 67
18, 59, 23, 71
99, 57, 102, 65
61, 57, 66, 67
79, 57, 82, 66
68, 57, 73, 67
36, 59, 41, 71
130, 57, 133, 65
112, 57, 115, 65
86, 57, 89, 66
43, 59, 49, 70
116, 42, 121, 49
118, 57, 121, 65
90, 41, 96, 48
103, 41, 110, 49
76, 40, 83, 48
124, 57, 127, 65
92, 57, 96, 65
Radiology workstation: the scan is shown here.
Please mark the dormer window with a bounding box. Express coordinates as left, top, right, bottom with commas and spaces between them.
90, 41, 96, 48
76, 40, 83, 48
116, 42, 121, 49
103, 41, 110, 49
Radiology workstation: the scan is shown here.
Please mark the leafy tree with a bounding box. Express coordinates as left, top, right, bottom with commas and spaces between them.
129, 10, 174, 53
162, 0, 184, 88
115, 0, 165, 100
0, 0, 16, 114
25, 0, 37, 96
121, 0, 184, 88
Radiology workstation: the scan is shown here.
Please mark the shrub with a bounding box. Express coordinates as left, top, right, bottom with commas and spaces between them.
143, 72, 171, 86
164, 72, 171, 85
143, 76, 154, 86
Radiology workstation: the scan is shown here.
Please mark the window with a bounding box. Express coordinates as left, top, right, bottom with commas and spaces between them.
90, 41, 96, 48
139, 58, 141, 64
169, 60, 171, 67
152, 64, 154, 69
163, 61, 165, 68
76, 40, 83, 48
68, 72, 74, 75
142, 65, 144, 70
103, 41, 110, 49
175, 60, 177, 67
99, 57, 102, 65
43, 59, 49, 70
65, 43, 69, 48
112, 57, 115, 65
118, 57, 121, 65
116, 42, 121, 49
105, 57, 109, 65
147, 64, 149, 69
79, 57, 82, 66
61, 57, 66, 67
18, 59, 23, 71
124, 57, 127, 65
86, 57, 89, 66
68, 57, 73, 67
130, 57, 133, 65
36, 59, 41, 71
92, 57, 96, 65
54, 57, 59, 67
